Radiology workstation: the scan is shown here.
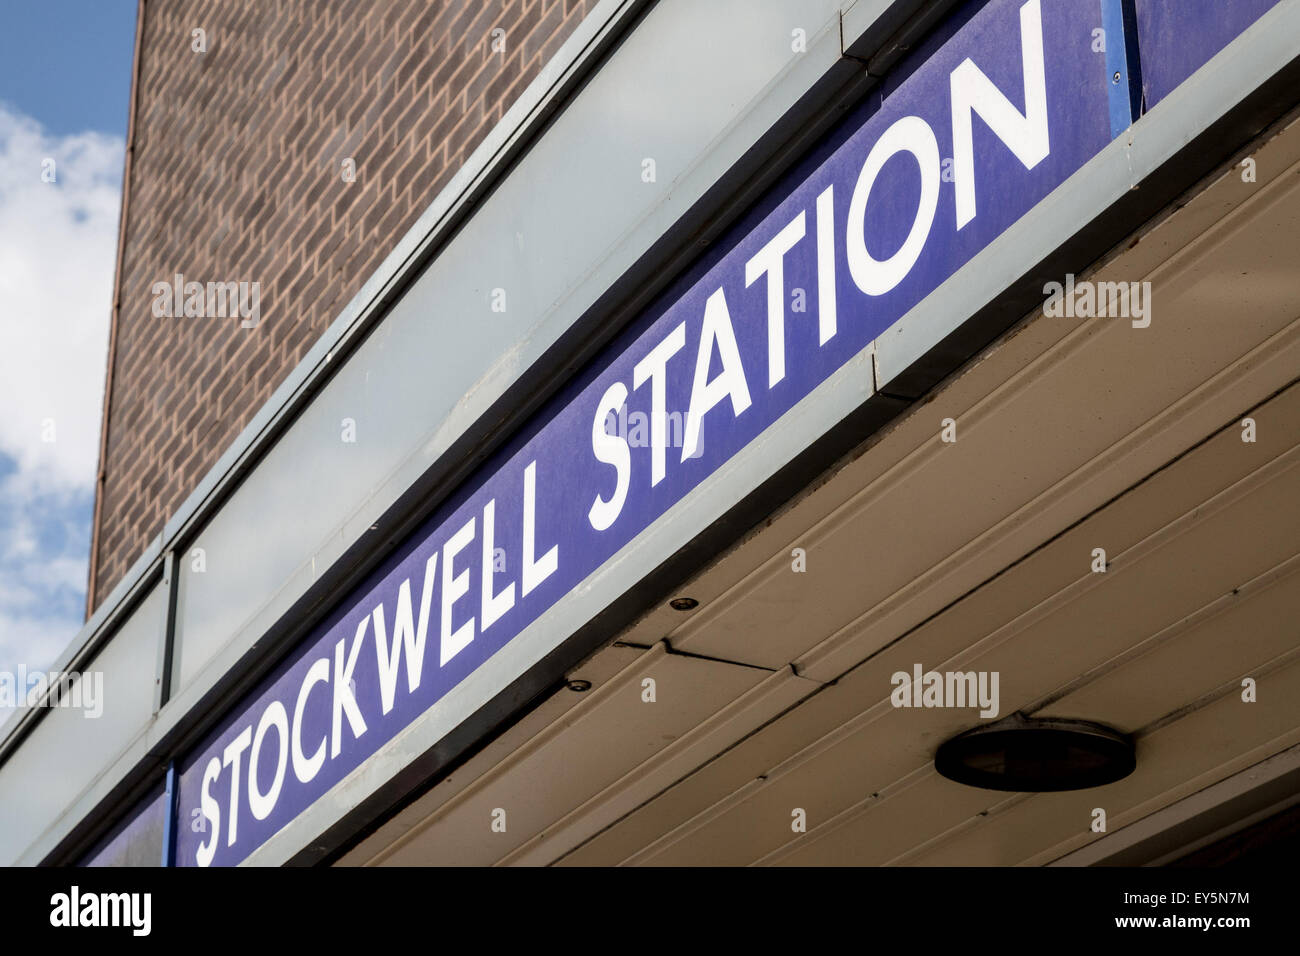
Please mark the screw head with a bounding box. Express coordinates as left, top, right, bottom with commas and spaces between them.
1112, 71, 1122, 84
669, 597, 699, 611
566, 679, 592, 692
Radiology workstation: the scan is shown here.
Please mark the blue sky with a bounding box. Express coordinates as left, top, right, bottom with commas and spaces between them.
0, 1, 137, 135
0, 1, 138, 681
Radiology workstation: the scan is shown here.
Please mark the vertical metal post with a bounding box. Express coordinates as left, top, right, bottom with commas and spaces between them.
153, 549, 179, 715
1100, 0, 1145, 138
161, 760, 178, 866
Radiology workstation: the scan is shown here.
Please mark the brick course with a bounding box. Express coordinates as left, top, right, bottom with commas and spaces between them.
90, 0, 595, 610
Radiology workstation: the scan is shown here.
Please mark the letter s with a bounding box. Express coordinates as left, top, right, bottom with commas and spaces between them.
195, 756, 222, 867
589, 381, 630, 531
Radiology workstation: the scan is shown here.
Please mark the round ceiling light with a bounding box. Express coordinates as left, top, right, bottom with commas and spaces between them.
934, 713, 1135, 792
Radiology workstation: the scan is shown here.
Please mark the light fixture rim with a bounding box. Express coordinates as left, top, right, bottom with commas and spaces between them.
934, 713, 1136, 792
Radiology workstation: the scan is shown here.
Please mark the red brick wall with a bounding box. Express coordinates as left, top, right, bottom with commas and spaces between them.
90, 0, 596, 610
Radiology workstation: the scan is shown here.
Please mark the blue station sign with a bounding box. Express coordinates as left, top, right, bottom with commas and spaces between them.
175, 0, 1199, 865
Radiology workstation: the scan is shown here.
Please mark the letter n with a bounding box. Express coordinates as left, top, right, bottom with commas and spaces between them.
950, 0, 1049, 229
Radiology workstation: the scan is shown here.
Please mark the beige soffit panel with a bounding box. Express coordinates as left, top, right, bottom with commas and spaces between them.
1047, 742, 1300, 867
337, 640, 645, 862
558, 378, 1300, 865
770, 544, 1300, 863
903, 656, 1300, 867
362, 641, 780, 865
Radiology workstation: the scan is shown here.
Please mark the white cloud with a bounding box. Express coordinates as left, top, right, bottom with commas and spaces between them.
0, 103, 122, 491
0, 102, 123, 679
